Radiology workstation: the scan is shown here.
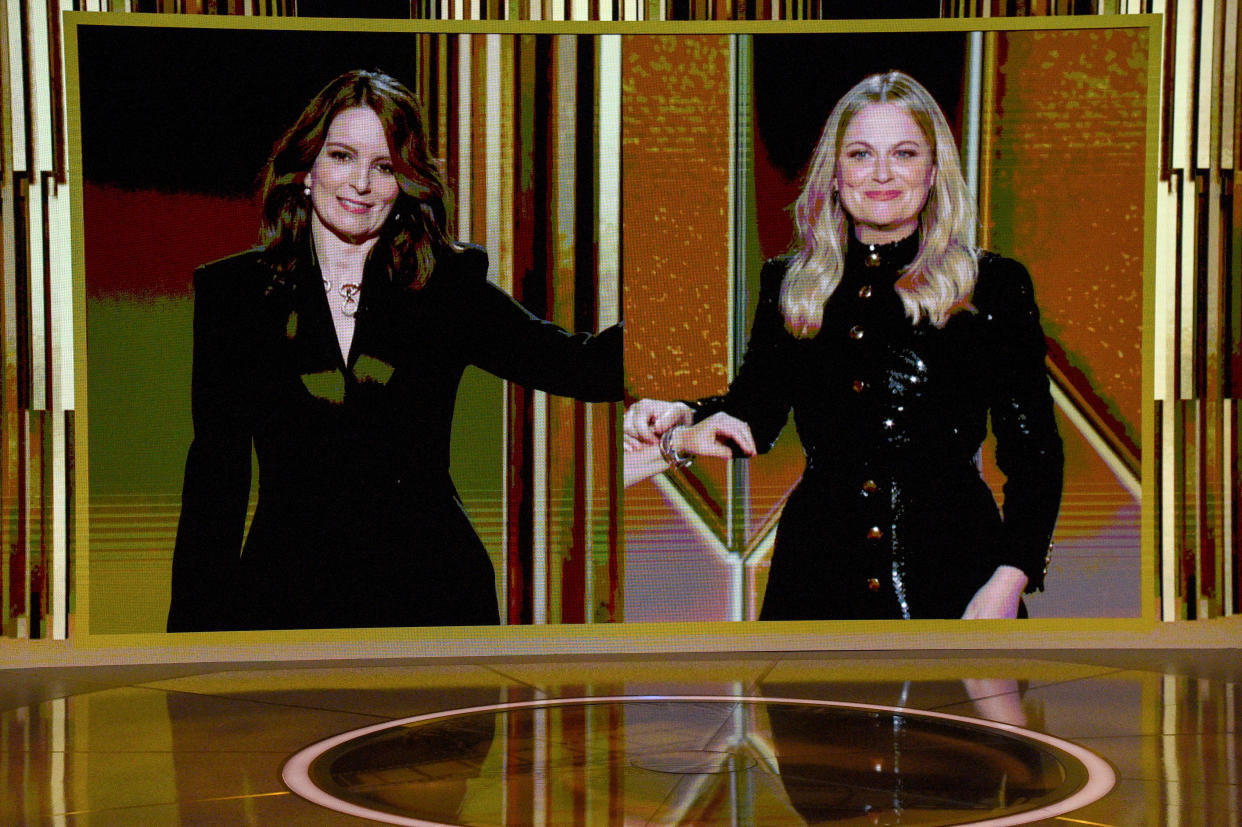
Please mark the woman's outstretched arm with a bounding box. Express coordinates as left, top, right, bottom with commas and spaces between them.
447, 246, 622, 401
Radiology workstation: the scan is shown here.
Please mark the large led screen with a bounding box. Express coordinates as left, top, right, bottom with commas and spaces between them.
68, 15, 1159, 644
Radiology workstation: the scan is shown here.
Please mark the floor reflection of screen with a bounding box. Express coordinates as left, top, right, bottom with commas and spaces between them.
286, 696, 1114, 826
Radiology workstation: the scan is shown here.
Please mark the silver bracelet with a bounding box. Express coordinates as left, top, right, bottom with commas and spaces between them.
659, 425, 692, 469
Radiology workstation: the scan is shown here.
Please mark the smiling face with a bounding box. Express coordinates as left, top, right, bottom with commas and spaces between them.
304, 106, 400, 245
835, 102, 935, 245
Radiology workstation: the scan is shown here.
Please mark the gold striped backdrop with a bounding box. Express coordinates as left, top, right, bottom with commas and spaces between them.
1, 0, 1236, 637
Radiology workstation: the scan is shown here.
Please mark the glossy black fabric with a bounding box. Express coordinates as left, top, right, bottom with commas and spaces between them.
696, 234, 1063, 620
167, 244, 621, 632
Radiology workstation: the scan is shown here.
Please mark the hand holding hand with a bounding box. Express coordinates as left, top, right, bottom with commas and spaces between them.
961, 565, 1028, 620
623, 399, 694, 447
672, 412, 757, 459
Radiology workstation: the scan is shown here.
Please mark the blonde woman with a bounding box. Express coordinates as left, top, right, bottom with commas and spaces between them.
626, 71, 1062, 620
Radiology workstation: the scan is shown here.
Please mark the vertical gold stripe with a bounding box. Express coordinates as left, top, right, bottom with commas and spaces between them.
1161, 400, 1178, 620
1198, 0, 1219, 171
0, 0, 8, 176
583, 405, 595, 624
1172, 0, 1197, 171
46, 51, 72, 636
533, 388, 548, 624
1224, 399, 1235, 616
1205, 181, 1224, 399
552, 36, 575, 300
727, 33, 739, 608
27, 0, 53, 418
1204, 1, 1227, 489
1193, 402, 1207, 618
1153, 175, 1178, 399
962, 31, 983, 247
48, 185, 71, 410
1185, 400, 1199, 618
977, 30, 998, 250
523, 35, 549, 621
596, 35, 619, 327
2, 0, 21, 636
1178, 171, 1195, 400
728, 33, 739, 378
457, 33, 472, 240
26, 174, 45, 411
1, 9, 17, 412
1, 415, 12, 633
19, 411, 30, 637
500, 33, 515, 286
485, 33, 499, 257
488, 32, 518, 619
1222, 0, 1238, 169
484, 33, 513, 290
50, 399, 65, 637
1207, 401, 1224, 617
6, 0, 30, 178
436, 34, 448, 166
595, 36, 620, 623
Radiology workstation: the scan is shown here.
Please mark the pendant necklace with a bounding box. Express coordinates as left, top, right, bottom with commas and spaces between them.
322, 277, 361, 317
311, 240, 361, 317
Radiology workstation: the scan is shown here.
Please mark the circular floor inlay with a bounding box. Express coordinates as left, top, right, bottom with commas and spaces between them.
283, 695, 1115, 827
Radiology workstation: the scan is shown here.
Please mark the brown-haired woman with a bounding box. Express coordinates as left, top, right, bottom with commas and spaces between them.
167, 70, 620, 632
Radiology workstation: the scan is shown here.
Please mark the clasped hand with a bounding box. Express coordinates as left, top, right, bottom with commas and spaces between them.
623, 399, 757, 459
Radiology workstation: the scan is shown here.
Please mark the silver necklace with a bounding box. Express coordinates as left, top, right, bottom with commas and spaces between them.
311, 239, 361, 318
322, 276, 361, 317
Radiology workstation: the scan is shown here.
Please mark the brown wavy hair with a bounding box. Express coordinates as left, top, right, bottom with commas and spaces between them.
258, 69, 454, 289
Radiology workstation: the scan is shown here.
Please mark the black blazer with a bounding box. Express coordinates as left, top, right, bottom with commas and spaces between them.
167, 243, 621, 632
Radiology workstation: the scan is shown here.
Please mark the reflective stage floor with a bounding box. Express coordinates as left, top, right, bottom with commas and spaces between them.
3, 648, 1240, 825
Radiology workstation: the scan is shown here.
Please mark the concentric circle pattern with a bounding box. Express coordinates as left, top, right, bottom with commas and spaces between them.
284, 696, 1115, 826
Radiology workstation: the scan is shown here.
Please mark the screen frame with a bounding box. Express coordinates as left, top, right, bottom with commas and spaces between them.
66, 11, 1162, 650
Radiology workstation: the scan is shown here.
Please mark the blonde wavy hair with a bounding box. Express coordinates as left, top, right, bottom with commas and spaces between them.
780, 71, 978, 337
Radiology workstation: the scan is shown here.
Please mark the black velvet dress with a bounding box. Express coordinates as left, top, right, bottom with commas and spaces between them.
695, 233, 1063, 620
167, 243, 621, 632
